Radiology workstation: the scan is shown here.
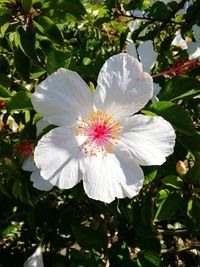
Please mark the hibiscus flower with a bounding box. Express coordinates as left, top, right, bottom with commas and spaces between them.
31, 53, 175, 203
172, 25, 200, 60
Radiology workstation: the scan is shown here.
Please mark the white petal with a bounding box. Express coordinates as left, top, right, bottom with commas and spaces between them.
187, 25, 200, 60
22, 155, 35, 172
81, 154, 144, 203
94, 53, 153, 120
116, 114, 176, 166
187, 42, 200, 59
151, 82, 161, 102
31, 68, 93, 127
138, 40, 158, 72
127, 43, 138, 59
172, 30, 187, 50
31, 169, 53, 191
24, 246, 44, 267
36, 118, 50, 136
151, 95, 159, 102
127, 20, 141, 34
193, 24, 200, 43
34, 126, 82, 189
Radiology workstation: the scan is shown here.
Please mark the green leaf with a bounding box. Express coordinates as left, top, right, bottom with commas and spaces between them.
178, 132, 200, 159
0, 55, 10, 74
0, 84, 11, 100
1, 22, 9, 36
186, 162, 200, 184
148, 101, 196, 135
0, 11, 11, 27
31, 65, 46, 78
14, 46, 30, 82
72, 225, 106, 250
34, 16, 64, 45
42, 0, 86, 18
46, 49, 70, 74
7, 91, 32, 111
144, 166, 158, 184
156, 189, 170, 204
22, 0, 32, 12
171, 89, 200, 101
17, 25, 37, 61
161, 175, 184, 189
150, 2, 170, 20
12, 179, 21, 199
0, 74, 11, 88
155, 192, 183, 221
143, 251, 161, 266
187, 198, 200, 231
141, 194, 154, 227
69, 249, 90, 266
137, 250, 162, 267
159, 77, 200, 101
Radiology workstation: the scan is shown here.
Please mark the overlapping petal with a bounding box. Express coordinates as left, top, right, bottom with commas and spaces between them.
127, 42, 159, 100
30, 169, 54, 191
22, 155, 35, 172
31, 68, 93, 127
137, 40, 157, 72
34, 126, 82, 189
94, 53, 153, 120
116, 114, 175, 166
81, 154, 144, 203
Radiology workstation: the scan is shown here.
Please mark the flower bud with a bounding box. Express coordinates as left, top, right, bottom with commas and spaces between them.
0, 101, 6, 109
16, 141, 33, 157
176, 160, 187, 176
0, 121, 4, 131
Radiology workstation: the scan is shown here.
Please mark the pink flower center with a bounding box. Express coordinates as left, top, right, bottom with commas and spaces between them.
76, 111, 122, 156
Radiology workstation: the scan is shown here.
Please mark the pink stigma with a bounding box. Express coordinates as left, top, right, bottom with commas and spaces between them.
76, 111, 122, 156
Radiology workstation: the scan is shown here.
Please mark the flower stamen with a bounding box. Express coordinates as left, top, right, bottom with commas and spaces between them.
76, 111, 122, 156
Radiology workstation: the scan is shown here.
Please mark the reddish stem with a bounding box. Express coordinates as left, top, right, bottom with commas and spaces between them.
151, 59, 199, 78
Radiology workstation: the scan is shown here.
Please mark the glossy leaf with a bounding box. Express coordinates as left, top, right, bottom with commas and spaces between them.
14, 46, 30, 82
7, 91, 32, 111
0, 84, 11, 100
22, 0, 32, 12
17, 25, 37, 61
42, 0, 86, 19
148, 101, 196, 135
150, 2, 170, 20
34, 16, 64, 45
186, 162, 200, 184
155, 192, 183, 221
46, 49, 70, 74
159, 77, 200, 101
161, 175, 184, 189
137, 250, 162, 267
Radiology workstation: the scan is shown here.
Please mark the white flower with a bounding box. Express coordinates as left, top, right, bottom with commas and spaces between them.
22, 119, 53, 191
172, 30, 188, 50
172, 25, 200, 60
31, 53, 175, 203
24, 246, 44, 267
187, 24, 200, 59
127, 41, 161, 101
